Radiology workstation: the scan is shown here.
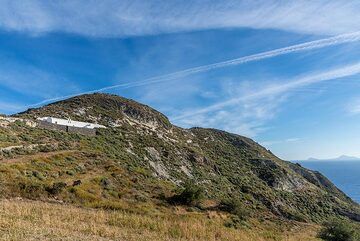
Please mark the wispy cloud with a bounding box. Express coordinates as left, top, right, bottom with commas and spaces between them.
0, 62, 77, 99
346, 97, 360, 115
0, 1, 359, 37
0, 58, 81, 113
176, 94, 285, 137
27, 31, 360, 108
171, 63, 360, 138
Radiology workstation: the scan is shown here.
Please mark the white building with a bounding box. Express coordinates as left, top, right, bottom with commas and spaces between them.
38, 117, 106, 129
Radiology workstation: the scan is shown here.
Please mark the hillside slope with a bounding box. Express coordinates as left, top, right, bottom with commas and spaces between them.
0, 93, 358, 226
0, 199, 322, 241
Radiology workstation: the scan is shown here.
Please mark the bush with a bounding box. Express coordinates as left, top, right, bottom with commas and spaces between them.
220, 198, 251, 221
18, 182, 46, 198
169, 181, 204, 206
318, 219, 356, 241
66, 170, 75, 176
224, 215, 250, 229
32, 170, 45, 181
45, 182, 67, 195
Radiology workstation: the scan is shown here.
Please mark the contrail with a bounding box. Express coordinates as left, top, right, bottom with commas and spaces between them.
28, 31, 360, 108
173, 62, 360, 121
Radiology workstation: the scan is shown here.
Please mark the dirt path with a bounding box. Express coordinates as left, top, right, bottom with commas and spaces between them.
0, 150, 78, 164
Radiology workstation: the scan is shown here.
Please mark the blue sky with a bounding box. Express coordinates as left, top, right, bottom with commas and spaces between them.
0, 0, 360, 160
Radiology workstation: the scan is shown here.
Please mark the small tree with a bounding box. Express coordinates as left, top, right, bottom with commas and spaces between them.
318, 219, 356, 241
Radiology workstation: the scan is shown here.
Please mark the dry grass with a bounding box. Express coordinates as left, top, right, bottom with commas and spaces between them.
0, 199, 320, 241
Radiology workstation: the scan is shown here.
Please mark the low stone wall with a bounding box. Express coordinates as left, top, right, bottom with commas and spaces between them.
37, 120, 67, 132
37, 121, 97, 136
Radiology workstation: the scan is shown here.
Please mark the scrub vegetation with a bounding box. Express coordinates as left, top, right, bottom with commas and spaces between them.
0, 93, 358, 240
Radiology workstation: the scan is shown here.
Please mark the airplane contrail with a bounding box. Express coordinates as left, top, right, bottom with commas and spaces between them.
28, 31, 360, 108
172, 62, 360, 121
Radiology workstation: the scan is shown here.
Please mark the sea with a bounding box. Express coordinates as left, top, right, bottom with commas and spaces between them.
296, 161, 360, 204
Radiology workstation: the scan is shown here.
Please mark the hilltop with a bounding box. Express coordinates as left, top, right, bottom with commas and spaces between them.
18, 93, 171, 129
0, 93, 358, 240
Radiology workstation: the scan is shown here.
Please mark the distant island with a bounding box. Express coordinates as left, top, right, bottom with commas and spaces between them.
304, 155, 360, 161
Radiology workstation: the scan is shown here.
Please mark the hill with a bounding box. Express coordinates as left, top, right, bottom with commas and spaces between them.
306, 155, 360, 161
17, 93, 171, 129
0, 93, 358, 240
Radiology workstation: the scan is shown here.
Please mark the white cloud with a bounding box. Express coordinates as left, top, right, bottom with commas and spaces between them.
171, 79, 288, 137
178, 109, 266, 137
27, 31, 360, 108
171, 62, 360, 137
0, 58, 81, 113
0, 1, 359, 37
0, 60, 80, 99
174, 62, 360, 121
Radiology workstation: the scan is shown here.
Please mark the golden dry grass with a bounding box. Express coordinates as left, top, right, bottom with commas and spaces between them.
0, 199, 320, 241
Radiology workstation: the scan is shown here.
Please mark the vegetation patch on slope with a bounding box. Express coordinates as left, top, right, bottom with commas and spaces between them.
0, 93, 358, 239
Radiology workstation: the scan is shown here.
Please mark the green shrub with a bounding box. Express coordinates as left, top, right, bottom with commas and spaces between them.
318, 219, 357, 241
220, 198, 251, 221
45, 182, 67, 195
169, 181, 204, 206
66, 170, 75, 176
224, 215, 250, 229
18, 182, 46, 198
89, 200, 126, 211
287, 211, 307, 222
100, 177, 113, 190
32, 170, 45, 181
74, 164, 86, 174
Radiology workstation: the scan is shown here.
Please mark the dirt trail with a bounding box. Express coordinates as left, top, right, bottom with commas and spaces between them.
0, 150, 77, 164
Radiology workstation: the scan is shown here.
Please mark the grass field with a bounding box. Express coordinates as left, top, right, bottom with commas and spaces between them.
0, 199, 320, 241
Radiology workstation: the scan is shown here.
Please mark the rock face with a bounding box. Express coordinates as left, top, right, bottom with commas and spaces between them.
11, 93, 360, 223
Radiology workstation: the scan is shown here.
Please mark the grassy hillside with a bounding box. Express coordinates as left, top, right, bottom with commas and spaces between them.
0, 199, 320, 241
0, 93, 358, 239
